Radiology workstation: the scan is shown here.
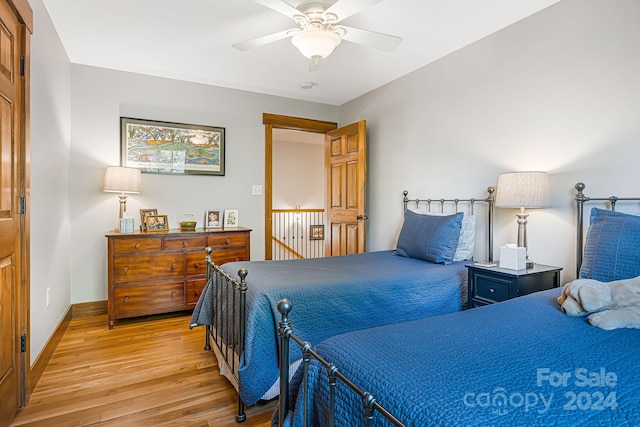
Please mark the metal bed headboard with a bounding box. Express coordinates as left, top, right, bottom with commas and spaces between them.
574, 182, 640, 277
402, 187, 496, 262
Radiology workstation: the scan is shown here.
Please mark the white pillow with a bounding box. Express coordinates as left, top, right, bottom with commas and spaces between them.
408, 209, 476, 262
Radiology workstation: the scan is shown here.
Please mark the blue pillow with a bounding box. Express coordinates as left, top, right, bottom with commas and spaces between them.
579, 208, 640, 281
396, 210, 463, 264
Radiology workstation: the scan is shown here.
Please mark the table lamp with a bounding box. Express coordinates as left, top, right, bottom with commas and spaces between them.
495, 171, 550, 268
103, 166, 142, 218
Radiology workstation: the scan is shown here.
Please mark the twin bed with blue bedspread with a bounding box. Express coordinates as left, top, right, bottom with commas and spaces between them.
280, 288, 639, 426
274, 182, 640, 426
190, 189, 495, 422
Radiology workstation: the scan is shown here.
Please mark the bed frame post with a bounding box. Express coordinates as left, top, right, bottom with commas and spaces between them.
203, 247, 212, 351
277, 299, 293, 426
236, 268, 249, 423
575, 183, 587, 277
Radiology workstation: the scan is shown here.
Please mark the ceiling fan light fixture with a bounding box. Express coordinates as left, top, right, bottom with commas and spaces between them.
291, 29, 341, 60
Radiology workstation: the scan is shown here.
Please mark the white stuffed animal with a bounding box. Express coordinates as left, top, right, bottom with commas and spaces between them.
557, 276, 640, 330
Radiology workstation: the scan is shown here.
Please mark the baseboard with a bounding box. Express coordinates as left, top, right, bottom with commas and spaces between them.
72, 300, 107, 318
29, 306, 72, 395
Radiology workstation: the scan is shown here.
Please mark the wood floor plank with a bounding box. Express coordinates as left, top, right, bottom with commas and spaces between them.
11, 313, 275, 427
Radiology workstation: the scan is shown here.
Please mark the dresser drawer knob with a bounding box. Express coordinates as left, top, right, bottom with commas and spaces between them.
194, 262, 200, 268
170, 263, 176, 270
195, 290, 200, 296
183, 241, 188, 247
123, 296, 129, 303
489, 288, 495, 293
171, 291, 177, 298
225, 238, 231, 245
135, 243, 141, 249
122, 267, 129, 273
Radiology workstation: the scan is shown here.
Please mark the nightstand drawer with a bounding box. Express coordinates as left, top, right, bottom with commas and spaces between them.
466, 263, 562, 309
475, 275, 511, 302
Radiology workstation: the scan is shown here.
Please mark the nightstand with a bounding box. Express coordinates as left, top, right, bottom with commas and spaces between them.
466, 263, 562, 309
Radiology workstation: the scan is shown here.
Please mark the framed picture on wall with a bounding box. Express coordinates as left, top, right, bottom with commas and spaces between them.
139, 208, 158, 231
205, 210, 222, 229
310, 225, 325, 240
121, 117, 225, 176
223, 209, 239, 228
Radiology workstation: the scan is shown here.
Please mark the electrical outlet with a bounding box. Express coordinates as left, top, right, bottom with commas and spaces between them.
46, 287, 51, 307
252, 185, 263, 196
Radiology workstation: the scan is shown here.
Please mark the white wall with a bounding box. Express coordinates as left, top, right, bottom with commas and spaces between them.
273, 136, 324, 209
340, 0, 640, 281
30, 0, 72, 365
68, 66, 338, 303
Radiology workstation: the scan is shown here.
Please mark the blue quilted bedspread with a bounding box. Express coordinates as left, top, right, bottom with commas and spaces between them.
280, 288, 640, 426
193, 250, 468, 405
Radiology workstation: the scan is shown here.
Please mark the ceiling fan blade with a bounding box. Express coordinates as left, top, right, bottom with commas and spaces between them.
325, 0, 385, 22
339, 25, 402, 52
232, 28, 296, 51
251, 0, 304, 20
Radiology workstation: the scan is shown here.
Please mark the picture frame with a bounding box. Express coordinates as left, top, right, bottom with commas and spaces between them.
121, 117, 225, 176
205, 209, 222, 229
139, 208, 158, 231
310, 225, 325, 240
223, 209, 239, 228
145, 214, 169, 232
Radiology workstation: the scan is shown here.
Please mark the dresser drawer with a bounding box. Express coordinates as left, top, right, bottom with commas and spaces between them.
475, 275, 511, 302
208, 233, 248, 248
214, 248, 249, 265
113, 254, 183, 282
164, 236, 207, 250
186, 278, 207, 305
186, 252, 208, 275
114, 282, 185, 315
113, 238, 162, 252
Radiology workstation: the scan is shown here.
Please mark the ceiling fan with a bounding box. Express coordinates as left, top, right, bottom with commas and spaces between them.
233, 0, 402, 63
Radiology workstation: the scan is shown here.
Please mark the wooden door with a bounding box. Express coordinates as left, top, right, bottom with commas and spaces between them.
0, 0, 30, 424
324, 121, 367, 256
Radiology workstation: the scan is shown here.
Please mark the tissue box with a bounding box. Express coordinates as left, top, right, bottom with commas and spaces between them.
119, 218, 134, 234
499, 245, 526, 270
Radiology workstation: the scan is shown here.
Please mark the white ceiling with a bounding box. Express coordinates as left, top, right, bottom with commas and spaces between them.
42, 0, 561, 106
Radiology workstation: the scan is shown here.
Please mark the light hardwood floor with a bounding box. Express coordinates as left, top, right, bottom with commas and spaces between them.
11, 312, 275, 427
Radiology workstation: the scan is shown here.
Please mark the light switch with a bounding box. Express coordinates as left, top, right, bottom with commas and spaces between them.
252, 185, 263, 196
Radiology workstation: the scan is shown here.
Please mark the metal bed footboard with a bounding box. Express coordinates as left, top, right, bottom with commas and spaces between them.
203, 247, 249, 423
276, 299, 406, 427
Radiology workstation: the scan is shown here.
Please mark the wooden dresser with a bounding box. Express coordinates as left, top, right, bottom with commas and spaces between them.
106, 228, 251, 328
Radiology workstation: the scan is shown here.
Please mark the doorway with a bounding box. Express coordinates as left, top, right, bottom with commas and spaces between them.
262, 114, 337, 260
271, 129, 324, 260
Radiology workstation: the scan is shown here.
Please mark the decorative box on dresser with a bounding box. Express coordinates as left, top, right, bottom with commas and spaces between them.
106, 227, 251, 328
466, 263, 562, 309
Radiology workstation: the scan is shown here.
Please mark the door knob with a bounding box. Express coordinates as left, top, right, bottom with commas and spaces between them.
356, 215, 368, 221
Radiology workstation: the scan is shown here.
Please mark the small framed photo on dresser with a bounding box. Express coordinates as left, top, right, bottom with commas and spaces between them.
205, 209, 222, 229
145, 214, 169, 232
140, 208, 158, 231
223, 209, 239, 228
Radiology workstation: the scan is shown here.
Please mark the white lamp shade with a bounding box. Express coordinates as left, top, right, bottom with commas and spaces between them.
291, 30, 341, 60
103, 166, 142, 194
495, 171, 550, 208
